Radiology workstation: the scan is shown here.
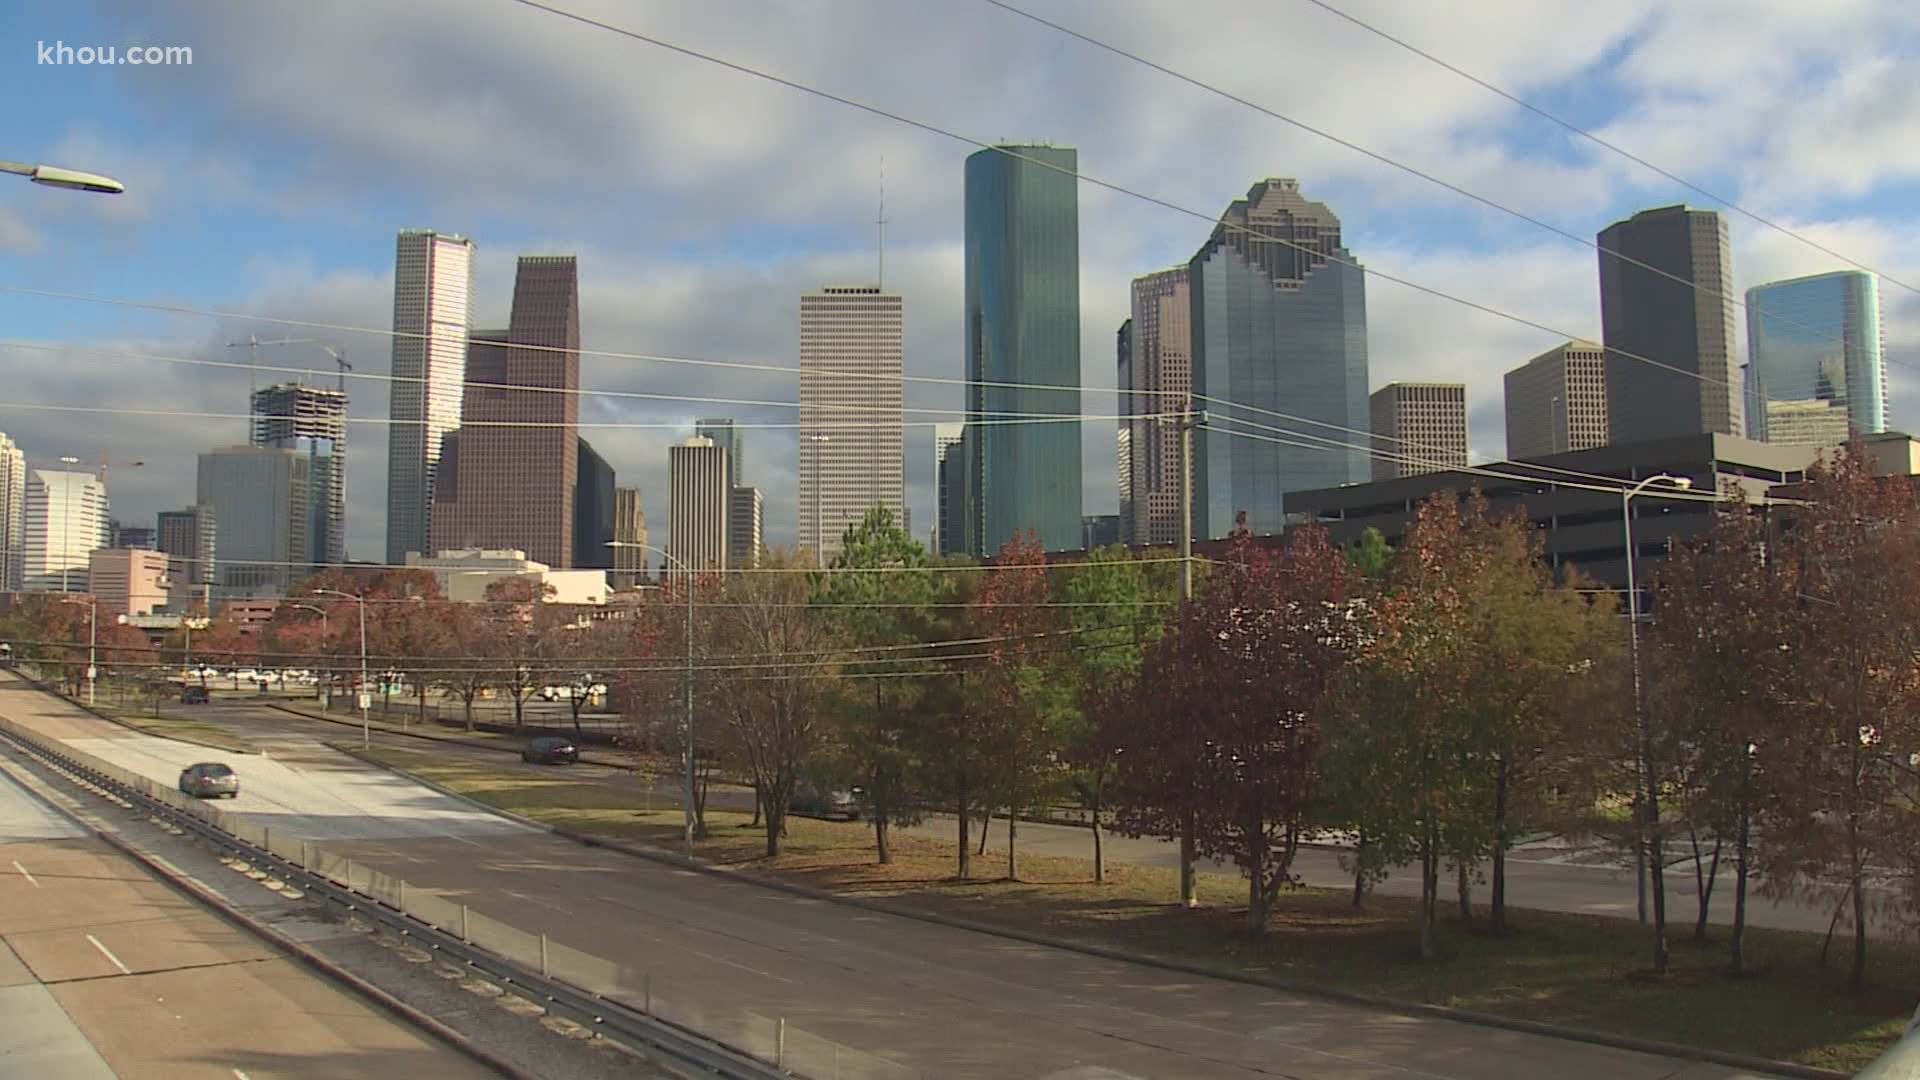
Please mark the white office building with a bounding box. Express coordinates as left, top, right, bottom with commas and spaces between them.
0, 433, 24, 592
386, 228, 474, 564
23, 468, 109, 593
799, 286, 904, 562
668, 436, 730, 573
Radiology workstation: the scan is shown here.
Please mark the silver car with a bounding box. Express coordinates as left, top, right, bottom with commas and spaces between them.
179, 762, 239, 799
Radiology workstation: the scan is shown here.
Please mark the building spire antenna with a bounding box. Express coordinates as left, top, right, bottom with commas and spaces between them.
876, 155, 888, 289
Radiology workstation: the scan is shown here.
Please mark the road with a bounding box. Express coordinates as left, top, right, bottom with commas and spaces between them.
0, 673, 1791, 1079
0, 744, 495, 1079
199, 695, 1861, 937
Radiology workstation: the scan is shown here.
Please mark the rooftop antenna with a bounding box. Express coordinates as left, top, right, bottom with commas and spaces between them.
876, 155, 888, 290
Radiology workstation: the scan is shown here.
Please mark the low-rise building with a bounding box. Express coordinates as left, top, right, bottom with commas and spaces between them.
87, 548, 170, 619
406, 548, 609, 605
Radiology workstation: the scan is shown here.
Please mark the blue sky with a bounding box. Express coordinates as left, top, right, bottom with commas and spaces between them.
2, 0, 1916, 561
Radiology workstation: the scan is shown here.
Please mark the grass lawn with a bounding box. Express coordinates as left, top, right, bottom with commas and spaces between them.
97, 705, 259, 754
360, 746, 1914, 1072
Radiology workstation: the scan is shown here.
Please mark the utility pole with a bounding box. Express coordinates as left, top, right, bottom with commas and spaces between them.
1177, 401, 1202, 909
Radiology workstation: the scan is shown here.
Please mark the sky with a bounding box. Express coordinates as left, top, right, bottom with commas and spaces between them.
1, 0, 1917, 566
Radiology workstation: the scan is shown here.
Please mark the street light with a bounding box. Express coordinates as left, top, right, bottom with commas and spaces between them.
0, 159, 124, 195
58, 595, 97, 705
607, 540, 698, 853
311, 588, 369, 749
285, 603, 329, 702
804, 434, 830, 566
1621, 471, 1693, 974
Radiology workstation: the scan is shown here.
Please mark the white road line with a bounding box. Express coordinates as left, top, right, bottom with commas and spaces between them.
233, 1070, 252, 1080
85, 933, 131, 975
11, 860, 38, 887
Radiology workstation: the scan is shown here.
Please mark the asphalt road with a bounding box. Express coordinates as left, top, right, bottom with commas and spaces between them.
2, 673, 1804, 1079
0, 748, 494, 1079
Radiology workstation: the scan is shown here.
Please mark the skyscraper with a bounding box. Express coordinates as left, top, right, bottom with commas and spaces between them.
23, 468, 107, 593
430, 256, 582, 567
668, 436, 729, 573
1745, 270, 1885, 445
386, 229, 473, 565
1369, 383, 1467, 481
695, 418, 745, 483
611, 486, 650, 590
1189, 178, 1368, 537
1122, 266, 1193, 547
157, 504, 216, 609
574, 438, 615, 570
799, 285, 905, 561
252, 382, 347, 567
932, 423, 963, 554
1504, 341, 1609, 460
197, 446, 311, 598
0, 432, 24, 592
964, 144, 1081, 555
1598, 206, 1741, 443
729, 485, 763, 569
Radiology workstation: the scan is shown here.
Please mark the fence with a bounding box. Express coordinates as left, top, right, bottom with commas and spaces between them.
0, 709, 919, 1080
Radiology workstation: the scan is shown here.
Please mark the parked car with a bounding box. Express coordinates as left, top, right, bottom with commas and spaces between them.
788, 782, 859, 821
537, 685, 572, 702
521, 736, 579, 765
181, 685, 210, 704
178, 762, 239, 799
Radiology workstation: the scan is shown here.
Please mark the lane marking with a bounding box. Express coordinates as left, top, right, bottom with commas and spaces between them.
85, 933, 131, 975
11, 860, 38, 887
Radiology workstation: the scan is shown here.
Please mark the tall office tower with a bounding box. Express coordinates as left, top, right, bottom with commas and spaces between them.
695, 418, 745, 482
799, 285, 905, 562
1598, 205, 1741, 443
610, 486, 650, 590
0, 432, 24, 591
1123, 266, 1193, 547
1189, 179, 1368, 537
430, 255, 582, 567
252, 382, 347, 567
574, 438, 615, 570
157, 504, 216, 608
964, 144, 1081, 555
23, 468, 108, 593
1745, 270, 1886, 445
932, 423, 963, 554
1116, 425, 1132, 543
386, 228, 473, 565
1116, 319, 1132, 543
668, 436, 730, 573
729, 486, 763, 569
197, 446, 311, 598
1503, 341, 1610, 460
1369, 382, 1468, 481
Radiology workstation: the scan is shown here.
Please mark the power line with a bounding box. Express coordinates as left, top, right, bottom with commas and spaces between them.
489, 0, 1781, 404
1294, 0, 1919, 298
978, 0, 1891, 366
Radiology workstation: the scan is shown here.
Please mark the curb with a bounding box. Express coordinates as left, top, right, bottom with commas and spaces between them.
10, 670, 260, 756
334, 745, 1839, 1080
0, 738, 536, 1080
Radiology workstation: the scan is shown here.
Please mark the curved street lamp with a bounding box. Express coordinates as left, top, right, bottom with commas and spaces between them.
1621, 472, 1694, 974
310, 588, 369, 749
0, 159, 124, 195
608, 540, 698, 853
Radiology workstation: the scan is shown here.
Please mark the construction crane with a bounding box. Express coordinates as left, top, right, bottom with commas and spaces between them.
226, 336, 352, 397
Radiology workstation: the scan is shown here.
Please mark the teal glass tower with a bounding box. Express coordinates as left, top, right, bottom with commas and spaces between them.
963, 144, 1082, 556
1745, 270, 1885, 445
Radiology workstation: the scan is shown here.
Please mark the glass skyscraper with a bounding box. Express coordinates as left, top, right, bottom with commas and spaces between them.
1189, 178, 1368, 538
1745, 270, 1885, 445
963, 144, 1081, 556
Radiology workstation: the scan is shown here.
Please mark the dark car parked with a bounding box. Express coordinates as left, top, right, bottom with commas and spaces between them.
181, 685, 210, 704
788, 782, 859, 821
521, 735, 579, 765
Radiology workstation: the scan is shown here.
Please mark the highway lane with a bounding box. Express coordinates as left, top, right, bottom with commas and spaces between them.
0, 748, 495, 1079
195, 696, 1862, 936
0, 672, 1792, 1079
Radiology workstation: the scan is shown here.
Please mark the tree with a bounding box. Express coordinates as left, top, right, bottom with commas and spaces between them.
1647, 492, 1790, 972
812, 508, 943, 865
708, 548, 834, 856
483, 577, 562, 731
1346, 527, 1393, 580
1760, 446, 1920, 991
971, 530, 1065, 881
1057, 545, 1168, 883
440, 602, 500, 731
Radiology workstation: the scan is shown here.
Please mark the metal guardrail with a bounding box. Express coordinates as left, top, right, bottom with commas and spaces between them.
0, 714, 796, 1080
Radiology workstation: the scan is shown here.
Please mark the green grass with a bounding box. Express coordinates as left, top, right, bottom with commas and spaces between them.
360, 747, 1914, 1072
97, 705, 259, 754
